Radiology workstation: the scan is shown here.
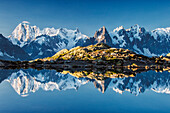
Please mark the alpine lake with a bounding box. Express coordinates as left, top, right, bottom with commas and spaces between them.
0, 67, 170, 113
0, 43, 170, 113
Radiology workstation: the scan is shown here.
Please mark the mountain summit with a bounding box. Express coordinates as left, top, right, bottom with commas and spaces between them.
93, 26, 113, 46
109, 25, 170, 56
8, 21, 40, 47
6, 22, 170, 59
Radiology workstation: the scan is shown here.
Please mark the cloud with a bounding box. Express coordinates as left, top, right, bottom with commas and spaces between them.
22, 21, 30, 24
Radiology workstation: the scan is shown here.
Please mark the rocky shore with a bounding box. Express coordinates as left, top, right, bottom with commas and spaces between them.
0, 43, 169, 78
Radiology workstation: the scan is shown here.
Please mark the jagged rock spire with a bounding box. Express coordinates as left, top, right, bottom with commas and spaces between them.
93, 26, 113, 46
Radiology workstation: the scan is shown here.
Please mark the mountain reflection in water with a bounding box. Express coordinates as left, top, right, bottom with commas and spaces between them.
0, 68, 169, 97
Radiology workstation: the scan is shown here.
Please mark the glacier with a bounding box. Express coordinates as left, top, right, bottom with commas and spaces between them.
7, 21, 170, 59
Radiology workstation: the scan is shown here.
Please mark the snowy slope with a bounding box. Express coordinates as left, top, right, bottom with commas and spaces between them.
108, 71, 170, 96
108, 25, 169, 56
8, 21, 88, 59
83, 25, 169, 57
7, 22, 170, 58
7, 69, 89, 97
8, 21, 40, 47
2, 69, 170, 96
23, 28, 88, 59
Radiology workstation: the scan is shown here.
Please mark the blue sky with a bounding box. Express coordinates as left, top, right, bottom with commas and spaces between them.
0, 0, 170, 37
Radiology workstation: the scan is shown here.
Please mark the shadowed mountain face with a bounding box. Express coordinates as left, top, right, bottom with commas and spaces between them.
8, 21, 88, 59
109, 71, 170, 95
0, 34, 31, 61
0, 68, 169, 97
6, 22, 170, 59
83, 26, 113, 47
84, 25, 170, 56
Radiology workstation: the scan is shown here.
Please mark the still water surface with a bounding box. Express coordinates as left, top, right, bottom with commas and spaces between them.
0, 69, 170, 113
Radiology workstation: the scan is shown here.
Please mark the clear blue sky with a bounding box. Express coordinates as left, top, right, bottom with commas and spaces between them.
0, 0, 170, 37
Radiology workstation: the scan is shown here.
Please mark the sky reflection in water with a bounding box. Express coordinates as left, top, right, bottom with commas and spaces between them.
0, 69, 170, 113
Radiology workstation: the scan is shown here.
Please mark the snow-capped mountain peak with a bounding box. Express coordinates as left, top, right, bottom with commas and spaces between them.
41, 27, 59, 36
153, 27, 170, 34
113, 26, 124, 32
131, 24, 140, 30
151, 27, 170, 40
130, 24, 141, 40
92, 26, 113, 47
7, 21, 89, 59
6, 69, 88, 97
108, 24, 169, 56
8, 21, 40, 47
13, 22, 89, 59
6, 22, 170, 59
22, 21, 30, 24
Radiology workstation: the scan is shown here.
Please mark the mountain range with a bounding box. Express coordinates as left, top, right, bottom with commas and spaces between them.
0, 21, 169, 60
0, 69, 169, 97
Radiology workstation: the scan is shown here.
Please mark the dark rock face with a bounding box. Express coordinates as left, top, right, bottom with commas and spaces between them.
93, 26, 113, 46
24, 24, 169, 59
111, 71, 170, 96
84, 25, 170, 57
6, 22, 170, 59
83, 26, 113, 47
0, 68, 169, 96
0, 34, 31, 61
23, 34, 87, 59
23, 35, 69, 59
